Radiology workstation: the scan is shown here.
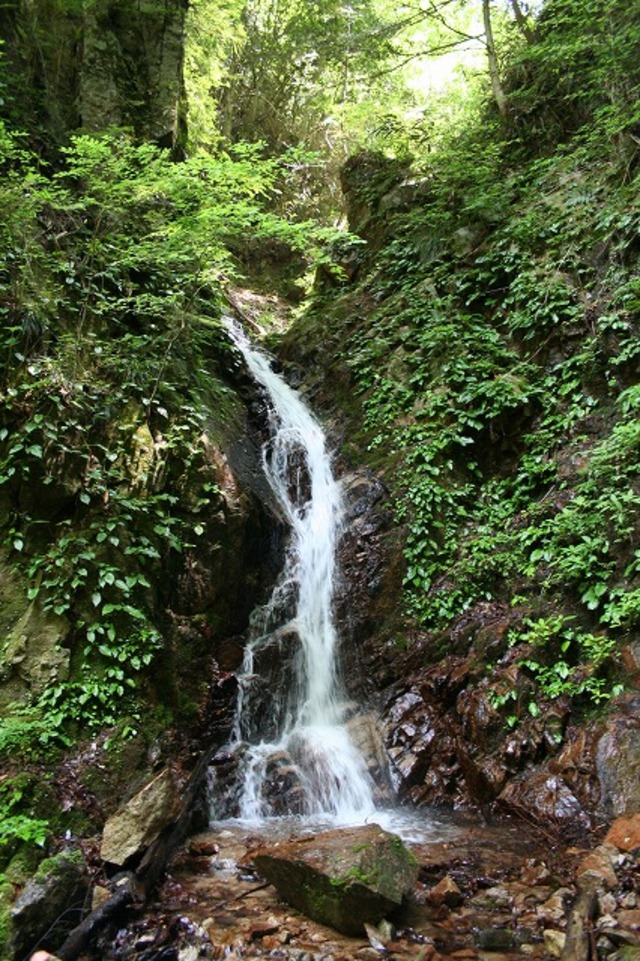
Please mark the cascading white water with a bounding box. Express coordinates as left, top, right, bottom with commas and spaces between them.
219, 318, 376, 824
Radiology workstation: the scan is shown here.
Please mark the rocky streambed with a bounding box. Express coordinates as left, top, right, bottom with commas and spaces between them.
84, 811, 640, 961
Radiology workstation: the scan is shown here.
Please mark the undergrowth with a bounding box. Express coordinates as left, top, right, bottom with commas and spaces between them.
329, 0, 640, 718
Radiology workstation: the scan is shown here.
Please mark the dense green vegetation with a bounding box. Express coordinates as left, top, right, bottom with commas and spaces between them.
0, 113, 330, 871
290, 0, 639, 721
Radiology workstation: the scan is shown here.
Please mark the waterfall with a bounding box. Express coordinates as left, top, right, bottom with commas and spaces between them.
214, 318, 377, 824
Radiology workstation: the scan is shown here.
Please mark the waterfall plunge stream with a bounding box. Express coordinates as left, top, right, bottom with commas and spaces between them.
214, 319, 378, 825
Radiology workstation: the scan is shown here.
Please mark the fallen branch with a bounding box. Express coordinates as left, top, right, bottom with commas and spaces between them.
56, 878, 139, 960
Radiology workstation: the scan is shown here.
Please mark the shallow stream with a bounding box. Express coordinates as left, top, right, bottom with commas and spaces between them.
92, 806, 577, 961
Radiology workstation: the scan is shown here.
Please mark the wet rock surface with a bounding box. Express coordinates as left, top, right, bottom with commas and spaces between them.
252, 824, 419, 935
374, 603, 640, 831
82, 810, 640, 961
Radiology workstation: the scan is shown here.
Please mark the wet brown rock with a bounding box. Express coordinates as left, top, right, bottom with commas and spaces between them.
469, 885, 512, 910
537, 888, 575, 925
520, 859, 552, 886
498, 772, 591, 827
575, 845, 618, 893
605, 814, 640, 852
620, 643, 640, 684
426, 876, 463, 908
188, 835, 220, 857
596, 696, 640, 817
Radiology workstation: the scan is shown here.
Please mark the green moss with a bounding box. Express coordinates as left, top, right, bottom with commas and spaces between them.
4, 845, 42, 885
0, 876, 14, 957
35, 848, 83, 884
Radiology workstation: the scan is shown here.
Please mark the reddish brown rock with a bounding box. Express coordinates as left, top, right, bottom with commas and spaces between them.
605, 814, 640, 852
596, 695, 640, 817
427, 876, 463, 908
618, 910, 640, 931
575, 845, 618, 892
498, 772, 590, 826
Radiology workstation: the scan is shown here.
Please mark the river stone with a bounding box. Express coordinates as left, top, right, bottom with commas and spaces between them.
576, 844, 618, 893
9, 850, 88, 958
252, 824, 419, 935
605, 814, 640, 852
100, 768, 181, 867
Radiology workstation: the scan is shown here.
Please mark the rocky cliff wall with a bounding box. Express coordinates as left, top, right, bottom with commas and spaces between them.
0, 0, 186, 146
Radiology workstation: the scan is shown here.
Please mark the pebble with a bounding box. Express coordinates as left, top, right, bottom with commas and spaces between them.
536, 887, 573, 924
576, 845, 618, 892
543, 929, 566, 958
427, 876, 464, 907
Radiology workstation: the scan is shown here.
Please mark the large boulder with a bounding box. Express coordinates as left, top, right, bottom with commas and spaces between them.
9, 850, 88, 959
100, 769, 182, 867
252, 824, 419, 936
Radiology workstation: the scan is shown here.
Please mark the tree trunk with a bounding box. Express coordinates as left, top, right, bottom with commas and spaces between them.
510, 0, 535, 42
482, 0, 508, 119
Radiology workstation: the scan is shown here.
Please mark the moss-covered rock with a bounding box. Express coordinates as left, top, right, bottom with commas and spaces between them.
9, 848, 88, 959
253, 824, 419, 935
0, 555, 69, 711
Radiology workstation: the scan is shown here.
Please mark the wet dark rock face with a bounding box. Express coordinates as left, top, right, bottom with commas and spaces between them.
315, 458, 640, 833
324, 465, 640, 832
377, 617, 640, 831
334, 469, 404, 703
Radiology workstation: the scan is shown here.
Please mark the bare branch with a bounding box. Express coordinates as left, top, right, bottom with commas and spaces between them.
371, 36, 483, 79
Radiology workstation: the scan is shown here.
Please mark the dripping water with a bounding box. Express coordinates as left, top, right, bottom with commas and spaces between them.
212, 318, 377, 825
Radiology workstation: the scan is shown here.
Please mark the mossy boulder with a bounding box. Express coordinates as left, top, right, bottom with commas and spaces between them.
8, 848, 88, 959
253, 824, 419, 935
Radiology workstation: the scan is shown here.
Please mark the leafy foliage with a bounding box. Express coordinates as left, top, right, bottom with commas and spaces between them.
314, 0, 640, 720
0, 126, 328, 739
